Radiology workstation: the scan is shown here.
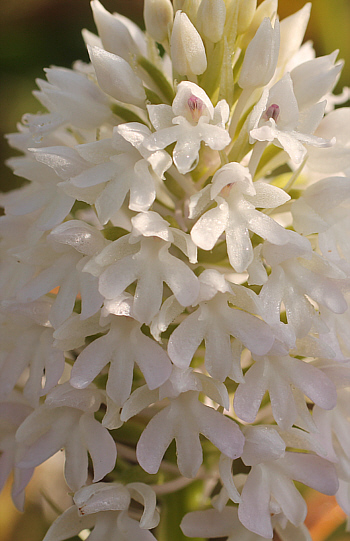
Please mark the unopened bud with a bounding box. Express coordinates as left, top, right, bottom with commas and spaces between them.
144, 0, 174, 43
237, 0, 257, 34
239, 17, 280, 89
88, 45, 146, 107
173, 0, 185, 10
197, 0, 226, 43
240, 0, 277, 48
170, 11, 207, 76
181, 0, 202, 24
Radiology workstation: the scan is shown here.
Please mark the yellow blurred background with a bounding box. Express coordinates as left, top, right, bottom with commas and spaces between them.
0, 1, 349, 540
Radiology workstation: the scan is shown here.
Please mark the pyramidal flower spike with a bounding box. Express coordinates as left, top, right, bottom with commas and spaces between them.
1, 1, 350, 540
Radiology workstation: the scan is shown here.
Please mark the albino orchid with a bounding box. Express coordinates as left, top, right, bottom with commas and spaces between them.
1, 1, 350, 540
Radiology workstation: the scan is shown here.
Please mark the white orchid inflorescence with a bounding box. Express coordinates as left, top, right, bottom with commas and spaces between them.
1, 0, 350, 540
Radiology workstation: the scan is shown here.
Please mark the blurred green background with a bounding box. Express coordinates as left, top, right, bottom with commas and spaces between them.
0, 1, 349, 540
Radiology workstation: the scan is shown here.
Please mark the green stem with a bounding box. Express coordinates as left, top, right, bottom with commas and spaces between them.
157, 480, 205, 541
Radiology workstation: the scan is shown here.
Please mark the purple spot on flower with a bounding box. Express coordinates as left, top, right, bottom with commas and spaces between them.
188, 94, 204, 122
264, 103, 280, 122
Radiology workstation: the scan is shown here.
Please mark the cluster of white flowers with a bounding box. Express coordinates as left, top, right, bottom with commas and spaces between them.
1, 0, 350, 539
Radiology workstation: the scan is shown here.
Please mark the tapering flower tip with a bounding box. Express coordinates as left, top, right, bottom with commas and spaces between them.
237, 0, 257, 35
91, 0, 140, 59
170, 11, 207, 76
144, 0, 174, 43
173, 0, 185, 10
87, 45, 146, 107
73, 483, 131, 515
196, 0, 226, 43
239, 17, 280, 89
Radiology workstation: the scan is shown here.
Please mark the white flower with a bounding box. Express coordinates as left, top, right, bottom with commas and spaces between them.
238, 451, 339, 538
22, 66, 112, 138
16, 221, 106, 327
16, 383, 116, 492
259, 243, 348, 339
88, 45, 146, 107
91, 0, 147, 60
181, 507, 272, 541
306, 108, 350, 175
170, 11, 207, 77
136, 389, 244, 478
145, 81, 230, 174
168, 270, 274, 381
277, 4, 311, 75
70, 307, 172, 406
312, 388, 350, 516
42, 482, 159, 541
0, 392, 34, 511
291, 176, 350, 275
196, 0, 226, 44
249, 73, 334, 164
234, 353, 337, 430
4, 135, 76, 234
190, 162, 304, 272
85, 211, 199, 324
0, 299, 64, 406
144, 0, 174, 43
239, 17, 280, 89
33, 126, 172, 225
290, 50, 344, 111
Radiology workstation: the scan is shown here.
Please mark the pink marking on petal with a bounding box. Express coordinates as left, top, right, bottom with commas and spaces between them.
264, 103, 280, 122
188, 94, 204, 122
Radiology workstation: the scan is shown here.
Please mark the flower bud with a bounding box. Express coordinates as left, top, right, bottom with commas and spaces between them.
144, 0, 174, 43
88, 45, 146, 107
240, 0, 277, 47
239, 17, 280, 89
170, 11, 207, 76
91, 0, 140, 59
196, 0, 226, 43
173, 0, 185, 10
181, 0, 202, 24
237, 0, 257, 35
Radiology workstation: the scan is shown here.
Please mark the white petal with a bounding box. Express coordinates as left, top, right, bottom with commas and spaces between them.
238, 464, 273, 538
219, 455, 242, 503
175, 418, 203, 477
91, 0, 140, 60
88, 45, 146, 107
79, 414, 117, 482
168, 310, 206, 368
270, 473, 307, 526
132, 328, 172, 390
127, 482, 160, 529
64, 428, 88, 491
42, 506, 95, 541
197, 403, 245, 460
73, 482, 130, 514
242, 426, 285, 466
70, 332, 114, 389
160, 249, 200, 306
234, 362, 268, 423
136, 406, 174, 474
191, 201, 228, 250
279, 452, 339, 495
